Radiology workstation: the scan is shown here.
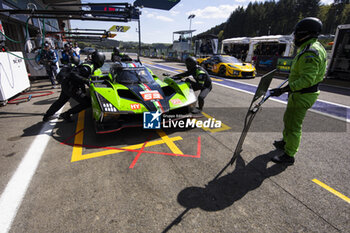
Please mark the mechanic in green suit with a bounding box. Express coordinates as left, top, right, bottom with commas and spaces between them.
269, 17, 327, 165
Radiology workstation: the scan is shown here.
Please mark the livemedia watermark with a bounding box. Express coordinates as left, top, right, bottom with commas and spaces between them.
142, 107, 347, 132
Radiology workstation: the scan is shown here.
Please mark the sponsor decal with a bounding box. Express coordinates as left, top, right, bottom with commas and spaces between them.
140, 90, 163, 101
130, 103, 141, 110
170, 98, 182, 105
109, 25, 130, 32
12, 58, 22, 64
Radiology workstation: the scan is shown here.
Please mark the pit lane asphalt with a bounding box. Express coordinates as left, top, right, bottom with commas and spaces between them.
0, 57, 349, 233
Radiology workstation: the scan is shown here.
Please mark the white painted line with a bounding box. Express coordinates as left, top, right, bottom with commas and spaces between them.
316, 99, 350, 109
146, 60, 350, 109
0, 110, 63, 233
213, 82, 256, 96
145, 62, 350, 121
215, 82, 350, 123
211, 73, 350, 109
308, 108, 350, 123
144, 63, 179, 74
213, 74, 262, 87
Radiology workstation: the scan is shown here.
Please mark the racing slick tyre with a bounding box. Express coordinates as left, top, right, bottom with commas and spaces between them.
219, 66, 226, 77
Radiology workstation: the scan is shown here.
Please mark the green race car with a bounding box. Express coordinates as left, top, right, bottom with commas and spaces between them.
89, 61, 197, 133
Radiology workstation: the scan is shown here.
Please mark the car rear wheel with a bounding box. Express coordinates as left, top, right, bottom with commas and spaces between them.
219, 66, 226, 77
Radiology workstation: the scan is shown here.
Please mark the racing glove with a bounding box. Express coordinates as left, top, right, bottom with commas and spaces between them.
269, 85, 290, 97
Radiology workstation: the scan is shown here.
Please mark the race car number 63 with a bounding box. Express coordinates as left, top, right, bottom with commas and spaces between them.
140, 91, 163, 101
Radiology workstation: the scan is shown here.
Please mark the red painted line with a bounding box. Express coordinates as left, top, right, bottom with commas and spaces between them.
140, 150, 199, 158
138, 137, 201, 159
62, 136, 202, 167
61, 129, 84, 145
129, 140, 148, 169
197, 136, 201, 157
63, 141, 201, 159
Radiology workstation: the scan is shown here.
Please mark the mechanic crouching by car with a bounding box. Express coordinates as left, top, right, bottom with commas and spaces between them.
37, 42, 58, 89
173, 56, 212, 113
269, 17, 327, 165
43, 51, 106, 122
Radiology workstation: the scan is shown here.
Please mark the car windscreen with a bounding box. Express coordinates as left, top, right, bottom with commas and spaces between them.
115, 68, 155, 84
100, 62, 112, 74
220, 56, 240, 64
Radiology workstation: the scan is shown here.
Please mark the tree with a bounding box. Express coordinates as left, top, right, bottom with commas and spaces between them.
198, 0, 346, 40
296, 0, 321, 18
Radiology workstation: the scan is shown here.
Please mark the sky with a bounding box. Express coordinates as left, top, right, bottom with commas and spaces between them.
70, 0, 334, 44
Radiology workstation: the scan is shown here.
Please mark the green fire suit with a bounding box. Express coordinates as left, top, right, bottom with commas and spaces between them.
283, 38, 327, 157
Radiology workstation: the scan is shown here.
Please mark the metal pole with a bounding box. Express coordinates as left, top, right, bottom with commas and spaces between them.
71, 28, 107, 32
138, 17, 141, 61
29, 15, 129, 22
189, 18, 192, 51
188, 14, 195, 53
48, 2, 130, 7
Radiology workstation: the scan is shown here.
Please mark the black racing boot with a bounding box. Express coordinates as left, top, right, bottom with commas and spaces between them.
273, 139, 286, 150
271, 153, 295, 165
59, 112, 73, 122
43, 114, 57, 122
191, 107, 202, 114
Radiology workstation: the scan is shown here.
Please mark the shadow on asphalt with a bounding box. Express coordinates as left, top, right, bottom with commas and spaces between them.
33, 96, 60, 105
0, 111, 44, 119
162, 151, 288, 233
266, 73, 350, 96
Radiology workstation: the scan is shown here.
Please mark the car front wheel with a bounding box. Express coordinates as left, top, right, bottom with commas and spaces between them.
219, 66, 226, 77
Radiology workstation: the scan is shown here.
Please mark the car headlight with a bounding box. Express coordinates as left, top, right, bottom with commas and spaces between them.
96, 92, 118, 112
102, 103, 118, 112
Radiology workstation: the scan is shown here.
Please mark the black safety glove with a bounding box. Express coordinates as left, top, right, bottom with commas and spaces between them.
269, 85, 290, 97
